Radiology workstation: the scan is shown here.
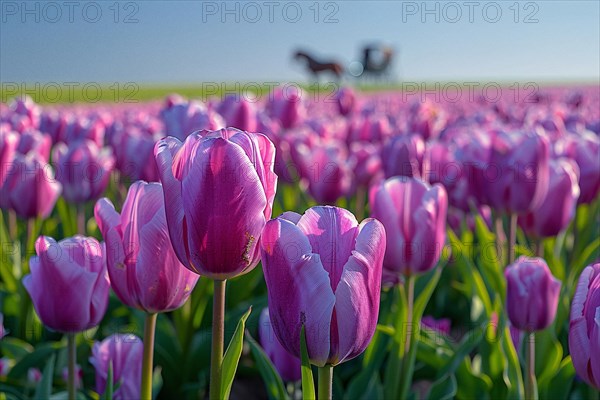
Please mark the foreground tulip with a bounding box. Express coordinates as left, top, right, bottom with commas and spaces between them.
95, 180, 198, 398
155, 127, 277, 399
369, 176, 448, 278
505, 256, 562, 400
261, 206, 385, 399
259, 308, 301, 382
569, 263, 600, 390
90, 334, 143, 400
24, 235, 109, 400
519, 159, 580, 241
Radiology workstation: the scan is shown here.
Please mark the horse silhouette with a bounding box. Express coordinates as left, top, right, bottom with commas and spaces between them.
293, 50, 344, 81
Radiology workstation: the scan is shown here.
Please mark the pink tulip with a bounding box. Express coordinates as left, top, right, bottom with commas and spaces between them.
0, 127, 18, 187
0, 153, 61, 219
53, 139, 115, 204
485, 131, 550, 213
569, 263, 600, 389
382, 134, 427, 179
23, 236, 110, 332
505, 257, 561, 332
16, 130, 52, 160
421, 316, 451, 336
95, 181, 198, 312
217, 96, 258, 132
369, 177, 448, 277
335, 87, 356, 116
519, 159, 580, 237
261, 206, 386, 366
555, 131, 600, 204
259, 308, 301, 382
266, 86, 306, 129
90, 334, 143, 400
161, 98, 224, 141
154, 128, 277, 279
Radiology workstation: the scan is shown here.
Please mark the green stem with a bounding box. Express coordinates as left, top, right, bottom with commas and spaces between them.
494, 214, 506, 266
317, 365, 333, 400
398, 275, 416, 399
508, 213, 517, 265
525, 332, 538, 400
67, 333, 77, 400
210, 279, 226, 400
355, 185, 366, 221
8, 209, 17, 241
76, 203, 85, 235
141, 313, 157, 400
536, 238, 544, 258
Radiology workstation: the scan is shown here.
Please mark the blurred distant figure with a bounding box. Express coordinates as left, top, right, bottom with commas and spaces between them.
359, 44, 395, 81
293, 49, 344, 81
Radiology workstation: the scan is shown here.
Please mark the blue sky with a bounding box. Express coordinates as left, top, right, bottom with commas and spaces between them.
1, 1, 599, 84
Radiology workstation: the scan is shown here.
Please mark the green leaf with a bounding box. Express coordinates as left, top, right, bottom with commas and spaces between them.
300, 325, 315, 400
534, 330, 563, 390
8, 341, 64, 379
220, 307, 252, 399
427, 373, 457, 400
33, 353, 55, 400
246, 331, 289, 400
101, 361, 114, 400
540, 356, 575, 400
436, 322, 485, 379
0, 336, 34, 360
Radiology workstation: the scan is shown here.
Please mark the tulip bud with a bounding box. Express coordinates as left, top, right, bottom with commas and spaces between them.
95, 181, 198, 313
261, 206, 386, 366
569, 263, 600, 389
90, 334, 143, 400
505, 257, 561, 332
382, 134, 427, 179
23, 235, 110, 332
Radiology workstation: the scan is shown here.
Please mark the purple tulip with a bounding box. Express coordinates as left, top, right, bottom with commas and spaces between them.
27, 368, 42, 385
555, 132, 600, 204
290, 137, 352, 204
90, 334, 143, 400
369, 177, 448, 277
421, 316, 451, 336
61, 365, 83, 388
23, 236, 110, 332
382, 134, 427, 179
154, 128, 277, 279
259, 308, 301, 382
519, 159, 580, 237
266, 86, 306, 129
95, 181, 198, 313
485, 131, 550, 213
347, 114, 391, 144
0, 358, 11, 376
0, 128, 18, 187
0, 153, 61, 219
217, 96, 258, 132
16, 130, 52, 160
335, 87, 356, 116
160, 98, 225, 141
505, 257, 561, 332
569, 263, 600, 389
349, 142, 383, 189
53, 139, 115, 204
261, 206, 386, 366
0, 312, 6, 339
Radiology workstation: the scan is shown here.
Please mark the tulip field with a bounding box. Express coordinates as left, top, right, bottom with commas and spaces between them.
0, 85, 599, 400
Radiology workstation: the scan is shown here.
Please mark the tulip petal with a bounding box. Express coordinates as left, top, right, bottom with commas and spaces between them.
333, 218, 385, 364
296, 206, 359, 291
154, 137, 191, 271
94, 198, 120, 237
